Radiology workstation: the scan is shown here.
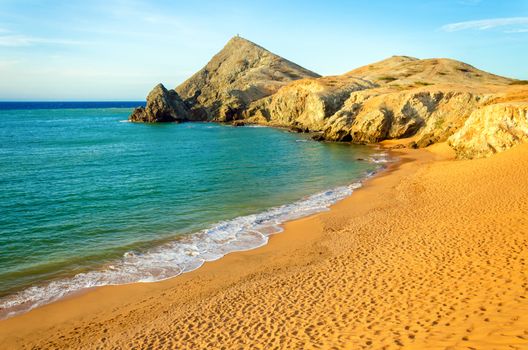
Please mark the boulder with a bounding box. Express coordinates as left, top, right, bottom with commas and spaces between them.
129, 84, 189, 123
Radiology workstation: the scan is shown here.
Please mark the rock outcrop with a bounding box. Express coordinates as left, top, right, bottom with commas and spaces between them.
449, 102, 528, 158
242, 76, 377, 131
130, 36, 528, 158
130, 84, 189, 123
322, 88, 483, 144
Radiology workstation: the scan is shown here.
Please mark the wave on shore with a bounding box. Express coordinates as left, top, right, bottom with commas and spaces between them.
0, 154, 389, 319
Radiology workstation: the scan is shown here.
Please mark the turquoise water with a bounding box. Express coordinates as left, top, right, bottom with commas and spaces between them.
0, 105, 384, 317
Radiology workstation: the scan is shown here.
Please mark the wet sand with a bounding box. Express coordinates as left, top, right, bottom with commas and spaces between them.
1, 143, 527, 349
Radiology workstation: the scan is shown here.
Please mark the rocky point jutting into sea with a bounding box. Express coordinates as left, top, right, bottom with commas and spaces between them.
130, 36, 528, 159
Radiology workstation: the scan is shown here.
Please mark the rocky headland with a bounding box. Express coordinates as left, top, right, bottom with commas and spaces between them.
130, 36, 528, 158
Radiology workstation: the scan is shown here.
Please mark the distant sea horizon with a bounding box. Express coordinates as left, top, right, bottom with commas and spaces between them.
0, 101, 146, 110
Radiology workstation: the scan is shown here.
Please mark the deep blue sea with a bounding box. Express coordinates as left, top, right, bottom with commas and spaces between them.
0, 102, 386, 318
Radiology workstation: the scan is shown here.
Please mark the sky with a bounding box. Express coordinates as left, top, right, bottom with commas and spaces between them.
0, 0, 527, 100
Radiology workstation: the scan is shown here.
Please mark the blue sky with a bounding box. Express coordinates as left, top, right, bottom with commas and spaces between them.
0, 0, 527, 100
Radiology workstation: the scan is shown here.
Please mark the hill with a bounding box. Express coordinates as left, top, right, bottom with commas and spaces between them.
130, 37, 528, 158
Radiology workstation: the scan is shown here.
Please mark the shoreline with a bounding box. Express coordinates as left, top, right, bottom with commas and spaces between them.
0, 142, 388, 321
2, 143, 528, 349
0, 146, 419, 344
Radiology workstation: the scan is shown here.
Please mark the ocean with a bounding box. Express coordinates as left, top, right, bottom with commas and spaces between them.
0, 102, 386, 318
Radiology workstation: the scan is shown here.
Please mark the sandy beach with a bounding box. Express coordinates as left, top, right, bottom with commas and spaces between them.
1, 143, 527, 349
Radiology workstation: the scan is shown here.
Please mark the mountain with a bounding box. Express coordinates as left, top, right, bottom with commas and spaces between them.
129, 37, 528, 159
175, 36, 320, 121
129, 36, 319, 124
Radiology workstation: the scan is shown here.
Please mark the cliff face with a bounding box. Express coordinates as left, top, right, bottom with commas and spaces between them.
449, 102, 528, 158
322, 88, 484, 145
129, 84, 190, 123
242, 76, 377, 131
130, 37, 528, 158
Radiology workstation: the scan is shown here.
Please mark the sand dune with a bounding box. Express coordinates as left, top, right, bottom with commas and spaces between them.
1, 143, 527, 349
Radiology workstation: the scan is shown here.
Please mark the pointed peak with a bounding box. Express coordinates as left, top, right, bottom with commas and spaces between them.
147, 83, 173, 101
152, 83, 168, 91
227, 35, 251, 44
224, 35, 265, 51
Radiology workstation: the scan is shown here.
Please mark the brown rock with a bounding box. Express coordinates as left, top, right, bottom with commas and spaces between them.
129, 84, 189, 123
231, 120, 246, 127
332, 89, 482, 143
174, 36, 320, 121
130, 36, 528, 158
449, 102, 528, 158
311, 133, 325, 141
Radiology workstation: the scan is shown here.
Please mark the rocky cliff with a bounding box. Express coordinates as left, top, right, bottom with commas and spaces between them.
449, 102, 528, 158
129, 83, 189, 123
241, 56, 524, 155
130, 36, 528, 158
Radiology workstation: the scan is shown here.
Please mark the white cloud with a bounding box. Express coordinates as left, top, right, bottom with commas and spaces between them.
0, 34, 84, 47
441, 17, 528, 32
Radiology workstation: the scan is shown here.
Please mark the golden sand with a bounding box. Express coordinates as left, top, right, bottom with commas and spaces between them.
1, 143, 527, 349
